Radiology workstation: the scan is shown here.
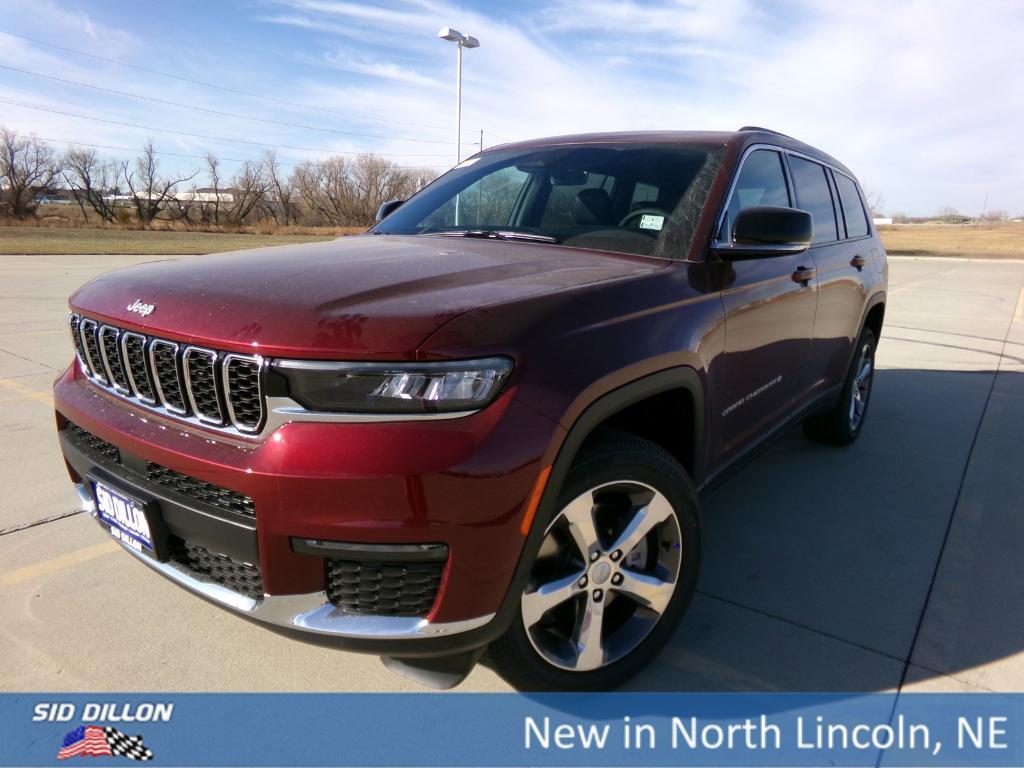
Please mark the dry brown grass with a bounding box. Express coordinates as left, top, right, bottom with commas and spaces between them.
878, 222, 1024, 259
4, 206, 366, 238
0, 226, 344, 255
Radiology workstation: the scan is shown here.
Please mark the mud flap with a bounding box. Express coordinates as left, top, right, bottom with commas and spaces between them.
381, 647, 487, 690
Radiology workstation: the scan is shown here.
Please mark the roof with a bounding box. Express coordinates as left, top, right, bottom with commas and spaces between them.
484, 127, 854, 178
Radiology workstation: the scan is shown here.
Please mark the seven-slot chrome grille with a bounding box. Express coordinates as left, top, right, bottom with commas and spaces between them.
69, 313, 265, 435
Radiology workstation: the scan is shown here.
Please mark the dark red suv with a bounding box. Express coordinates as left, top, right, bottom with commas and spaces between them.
54, 127, 887, 690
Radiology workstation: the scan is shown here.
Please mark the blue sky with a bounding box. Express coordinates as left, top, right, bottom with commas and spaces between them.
1, 0, 1021, 216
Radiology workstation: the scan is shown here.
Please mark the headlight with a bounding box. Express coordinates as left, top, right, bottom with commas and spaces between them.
273, 357, 514, 414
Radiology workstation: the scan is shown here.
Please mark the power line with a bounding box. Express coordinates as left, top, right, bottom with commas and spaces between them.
33, 135, 450, 170
0, 98, 460, 158
0, 63, 477, 146
0, 28, 455, 133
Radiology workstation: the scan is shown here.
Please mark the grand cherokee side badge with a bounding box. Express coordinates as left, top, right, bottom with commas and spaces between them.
126, 299, 155, 318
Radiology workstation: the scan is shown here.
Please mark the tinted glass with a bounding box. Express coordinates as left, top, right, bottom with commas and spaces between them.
788, 156, 838, 243
834, 172, 869, 238
540, 172, 610, 228
721, 149, 789, 241
373, 144, 722, 258
421, 166, 530, 230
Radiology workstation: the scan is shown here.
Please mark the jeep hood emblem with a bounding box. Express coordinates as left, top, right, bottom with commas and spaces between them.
126, 299, 155, 318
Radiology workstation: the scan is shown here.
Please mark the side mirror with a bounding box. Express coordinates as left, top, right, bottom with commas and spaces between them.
713, 206, 813, 259
375, 199, 405, 223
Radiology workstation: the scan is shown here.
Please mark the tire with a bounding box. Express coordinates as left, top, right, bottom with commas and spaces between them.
486, 431, 701, 691
803, 326, 877, 445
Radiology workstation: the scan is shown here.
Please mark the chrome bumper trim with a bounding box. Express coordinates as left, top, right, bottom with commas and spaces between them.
75, 483, 494, 640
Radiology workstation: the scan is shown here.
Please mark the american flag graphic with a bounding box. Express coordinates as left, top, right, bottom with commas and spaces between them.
57, 725, 154, 761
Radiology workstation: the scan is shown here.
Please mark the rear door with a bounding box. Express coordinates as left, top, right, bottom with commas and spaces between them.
791, 158, 872, 395
712, 148, 819, 462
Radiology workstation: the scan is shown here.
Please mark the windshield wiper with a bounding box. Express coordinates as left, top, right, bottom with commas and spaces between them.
424, 229, 560, 244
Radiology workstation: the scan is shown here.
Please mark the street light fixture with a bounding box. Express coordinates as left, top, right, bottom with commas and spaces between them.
438, 27, 479, 166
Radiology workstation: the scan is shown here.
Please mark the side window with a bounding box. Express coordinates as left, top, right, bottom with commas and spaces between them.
721, 149, 789, 241
420, 165, 530, 228
833, 172, 869, 238
788, 156, 838, 243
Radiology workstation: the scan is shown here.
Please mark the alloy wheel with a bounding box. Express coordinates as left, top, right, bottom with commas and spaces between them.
848, 341, 874, 431
521, 480, 682, 672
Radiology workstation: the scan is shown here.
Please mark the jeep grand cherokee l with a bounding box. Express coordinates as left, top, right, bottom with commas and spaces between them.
54, 127, 887, 690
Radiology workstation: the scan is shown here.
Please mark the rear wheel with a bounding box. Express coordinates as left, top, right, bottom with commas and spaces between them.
803, 326, 876, 445
487, 433, 700, 691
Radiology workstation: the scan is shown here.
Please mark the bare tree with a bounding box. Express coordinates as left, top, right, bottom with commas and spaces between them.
861, 187, 885, 217
264, 151, 297, 225
224, 160, 270, 226
121, 140, 198, 225
205, 153, 224, 226
936, 205, 961, 218
62, 146, 119, 224
348, 153, 412, 223
290, 154, 428, 227
0, 128, 62, 218
980, 209, 1009, 222
290, 157, 352, 226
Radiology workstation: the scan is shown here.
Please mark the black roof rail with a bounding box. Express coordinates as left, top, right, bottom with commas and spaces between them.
737, 125, 792, 136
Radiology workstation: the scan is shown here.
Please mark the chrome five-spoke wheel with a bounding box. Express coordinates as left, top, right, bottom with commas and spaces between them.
849, 341, 874, 431
521, 480, 683, 672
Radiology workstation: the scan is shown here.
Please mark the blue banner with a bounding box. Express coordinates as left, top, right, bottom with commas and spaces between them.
2, 693, 1022, 767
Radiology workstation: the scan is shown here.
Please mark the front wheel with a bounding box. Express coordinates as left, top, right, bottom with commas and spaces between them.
487, 433, 700, 691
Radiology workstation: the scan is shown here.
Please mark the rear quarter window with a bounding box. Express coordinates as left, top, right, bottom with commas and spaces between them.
833, 172, 870, 238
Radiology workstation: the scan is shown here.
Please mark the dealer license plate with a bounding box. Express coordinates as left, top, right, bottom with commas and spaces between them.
94, 481, 154, 554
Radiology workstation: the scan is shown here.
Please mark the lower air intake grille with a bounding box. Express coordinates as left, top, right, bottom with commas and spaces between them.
63, 421, 120, 464
325, 559, 444, 617
168, 537, 263, 599
145, 463, 256, 518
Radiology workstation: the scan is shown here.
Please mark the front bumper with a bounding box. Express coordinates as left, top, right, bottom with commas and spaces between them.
76, 480, 494, 641
56, 364, 563, 653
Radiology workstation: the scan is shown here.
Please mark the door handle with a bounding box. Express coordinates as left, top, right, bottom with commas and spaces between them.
851, 255, 867, 269
791, 266, 816, 285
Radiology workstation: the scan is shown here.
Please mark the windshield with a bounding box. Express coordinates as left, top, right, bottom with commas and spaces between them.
371, 144, 722, 259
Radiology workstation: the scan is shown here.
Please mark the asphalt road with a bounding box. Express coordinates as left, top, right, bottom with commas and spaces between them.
1, 254, 1022, 692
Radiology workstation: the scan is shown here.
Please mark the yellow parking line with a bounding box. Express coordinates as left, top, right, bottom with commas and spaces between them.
0, 377, 53, 406
1014, 286, 1024, 322
1, 541, 120, 587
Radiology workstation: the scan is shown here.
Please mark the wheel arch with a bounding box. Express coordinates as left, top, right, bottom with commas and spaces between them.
485, 366, 706, 639
863, 296, 886, 342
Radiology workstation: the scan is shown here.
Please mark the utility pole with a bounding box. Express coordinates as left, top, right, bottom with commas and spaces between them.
479, 129, 484, 154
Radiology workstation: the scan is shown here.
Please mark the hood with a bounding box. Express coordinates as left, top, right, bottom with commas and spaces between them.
69, 235, 664, 359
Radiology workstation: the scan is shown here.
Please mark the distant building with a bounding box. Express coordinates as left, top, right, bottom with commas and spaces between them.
182, 188, 235, 204
872, 216, 893, 225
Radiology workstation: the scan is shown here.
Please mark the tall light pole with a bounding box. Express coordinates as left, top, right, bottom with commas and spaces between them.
437, 27, 479, 166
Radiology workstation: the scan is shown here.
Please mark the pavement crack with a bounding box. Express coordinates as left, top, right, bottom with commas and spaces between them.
894, 278, 1021, 693
696, 589, 906, 664
0, 509, 85, 537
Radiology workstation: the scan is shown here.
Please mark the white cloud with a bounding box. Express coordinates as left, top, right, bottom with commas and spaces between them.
0, 0, 1021, 214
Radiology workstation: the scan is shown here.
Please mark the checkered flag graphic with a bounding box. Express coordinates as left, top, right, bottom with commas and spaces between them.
103, 727, 154, 761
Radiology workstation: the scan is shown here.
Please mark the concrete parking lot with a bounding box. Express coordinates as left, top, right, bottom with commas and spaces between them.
1, 253, 1022, 692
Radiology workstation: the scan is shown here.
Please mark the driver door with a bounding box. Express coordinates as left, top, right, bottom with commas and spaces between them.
711, 148, 819, 464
